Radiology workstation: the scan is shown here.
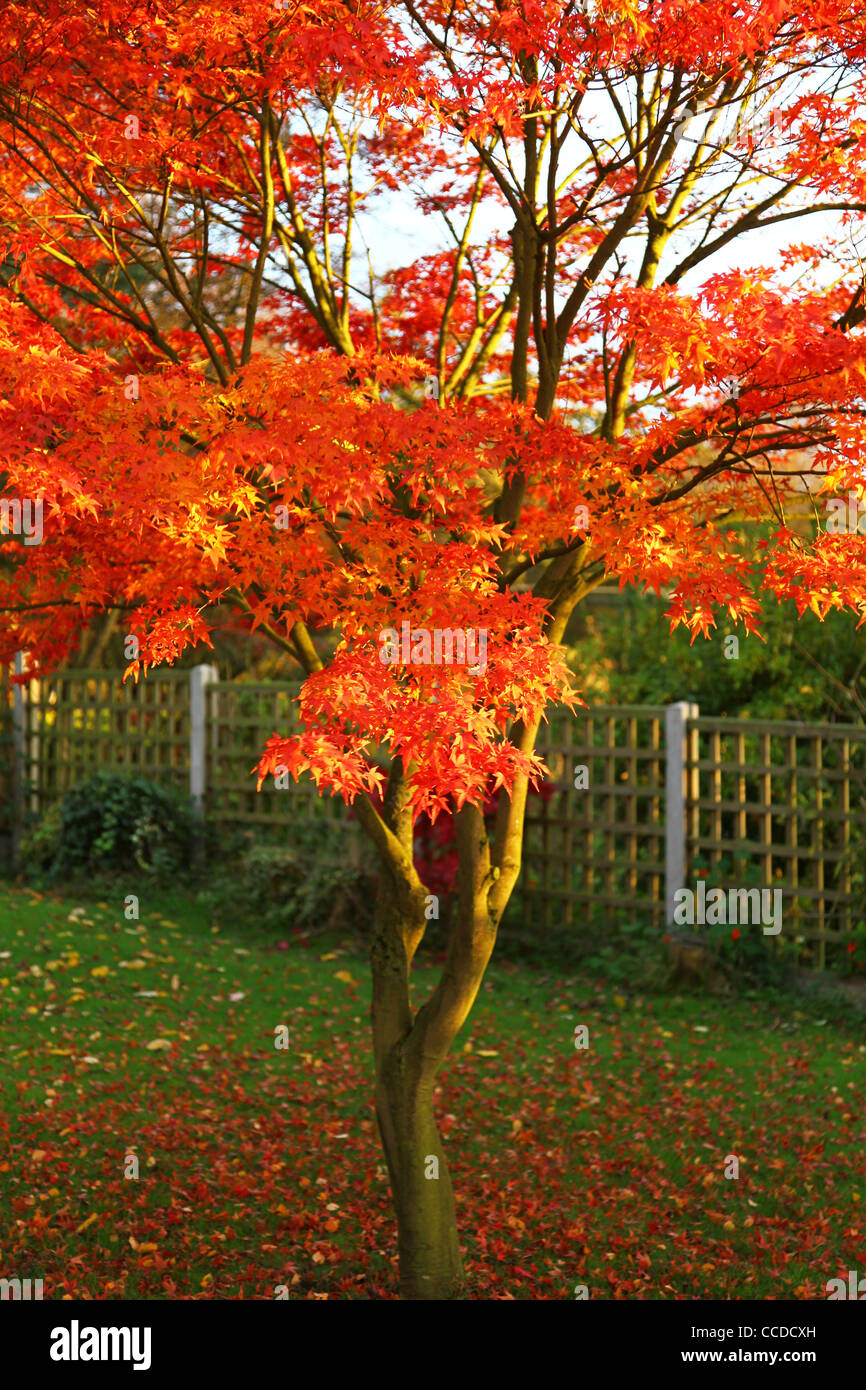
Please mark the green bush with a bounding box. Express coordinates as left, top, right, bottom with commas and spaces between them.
568, 517, 866, 723
19, 772, 196, 879
17, 801, 64, 874
199, 819, 376, 937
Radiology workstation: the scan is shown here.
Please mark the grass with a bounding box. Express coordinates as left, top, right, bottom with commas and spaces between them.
0, 877, 863, 1299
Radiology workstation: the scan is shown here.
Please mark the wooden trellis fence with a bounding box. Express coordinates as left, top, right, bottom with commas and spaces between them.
519, 700, 866, 968
518, 704, 667, 928
0, 662, 15, 865
685, 717, 866, 970
5, 662, 866, 968
4, 665, 357, 859
204, 678, 358, 838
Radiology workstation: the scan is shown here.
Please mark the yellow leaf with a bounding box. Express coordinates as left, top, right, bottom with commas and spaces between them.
477, 1049, 499, 1057
31, 1149, 47, 1163
145, 1039, 172, 1051
334, 970, 355, 985
91, 966, 110, 978
200, 1273, 213, 1288
76, 1213, 99, 1234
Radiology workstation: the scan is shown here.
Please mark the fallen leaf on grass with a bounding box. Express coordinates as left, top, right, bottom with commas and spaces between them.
129, 1236, 158, 1253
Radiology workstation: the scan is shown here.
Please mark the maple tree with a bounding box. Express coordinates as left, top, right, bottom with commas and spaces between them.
3, 0, 866, 1297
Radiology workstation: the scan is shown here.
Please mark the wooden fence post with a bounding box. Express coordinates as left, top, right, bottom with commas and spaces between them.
665, 700, 699, 925
12, 653, 26, 866
190, 664, 218, 862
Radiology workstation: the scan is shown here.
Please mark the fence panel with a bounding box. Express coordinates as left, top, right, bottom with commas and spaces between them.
516, 705, 668, 930
0, 664, 14, 864
19, 668, 191, 815
5, 660, 866, 970
204, 680, 361, 851
685, 716, 866, 969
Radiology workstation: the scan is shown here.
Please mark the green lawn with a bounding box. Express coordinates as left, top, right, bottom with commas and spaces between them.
0, 880, 863, 1299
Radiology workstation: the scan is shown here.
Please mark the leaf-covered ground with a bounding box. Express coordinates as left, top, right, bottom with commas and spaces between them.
0, 882, 863, 1299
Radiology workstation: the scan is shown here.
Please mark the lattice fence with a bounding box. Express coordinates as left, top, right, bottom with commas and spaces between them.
686, 717, 866, 970
0, 664, 14, 863
205, 680, 361, 848
5, 662, 866, 969
517, 705, 667, 930
16, 668, 190, 813
3, 666, 359, 858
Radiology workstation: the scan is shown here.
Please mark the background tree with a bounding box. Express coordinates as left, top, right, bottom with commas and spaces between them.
3, 0, 866, 1297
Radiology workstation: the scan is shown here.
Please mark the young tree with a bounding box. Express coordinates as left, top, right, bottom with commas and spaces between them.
3, 0, 866, 1297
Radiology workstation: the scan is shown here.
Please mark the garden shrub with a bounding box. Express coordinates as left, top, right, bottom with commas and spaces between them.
200, 819, 376, 937
19, 771, 196, 878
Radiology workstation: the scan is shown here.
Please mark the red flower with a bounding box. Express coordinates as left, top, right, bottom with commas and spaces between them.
847, 941, 856, 954
731, 928, 740, 941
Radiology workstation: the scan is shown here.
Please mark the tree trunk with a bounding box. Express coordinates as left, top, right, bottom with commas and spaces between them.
369, 857, 465, 1299
365, 792, 506, 1298
375, 1046, 464, 1300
